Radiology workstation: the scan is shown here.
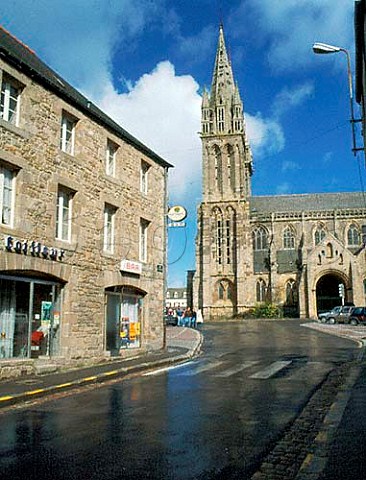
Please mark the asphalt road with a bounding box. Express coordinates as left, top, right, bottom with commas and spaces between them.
0, 320, 358, 480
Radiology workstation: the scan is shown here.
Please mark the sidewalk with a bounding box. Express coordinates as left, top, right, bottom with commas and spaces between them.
296, 321, 366, 480
0, 326, 202, 409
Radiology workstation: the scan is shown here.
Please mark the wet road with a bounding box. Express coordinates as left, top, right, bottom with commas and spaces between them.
0, 320, 358, 480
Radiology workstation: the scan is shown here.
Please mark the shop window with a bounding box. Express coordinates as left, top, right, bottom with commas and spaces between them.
56, 186, 74, 242
0, 164, 16, 226
0, 277, 61, 359
0, 74, 21, 126
106, 289, 142, 352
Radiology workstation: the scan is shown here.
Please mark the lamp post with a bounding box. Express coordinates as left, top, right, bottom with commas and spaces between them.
312, 42, 360, 156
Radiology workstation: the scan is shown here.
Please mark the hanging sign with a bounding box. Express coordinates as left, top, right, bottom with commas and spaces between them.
167, 205, 187, 222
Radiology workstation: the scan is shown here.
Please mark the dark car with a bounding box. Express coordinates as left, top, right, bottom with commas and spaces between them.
318, 305, 354, 324
345, 306, 366, 325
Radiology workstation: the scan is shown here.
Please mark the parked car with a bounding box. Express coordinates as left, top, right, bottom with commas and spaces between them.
345, 306, 366, 325
318, 305, 354, 324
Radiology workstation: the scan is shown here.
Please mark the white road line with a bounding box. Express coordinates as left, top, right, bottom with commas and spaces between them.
214, 361, 260, 378
181, 360, 225, 376
249, 361, 292, 379
143, 362, 194, 376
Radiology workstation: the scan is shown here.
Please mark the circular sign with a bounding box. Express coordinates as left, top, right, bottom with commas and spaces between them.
167, 205, 187, 222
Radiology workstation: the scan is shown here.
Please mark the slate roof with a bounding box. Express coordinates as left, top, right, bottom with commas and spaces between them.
250, 192, 366, 214
0, 26, 172, 169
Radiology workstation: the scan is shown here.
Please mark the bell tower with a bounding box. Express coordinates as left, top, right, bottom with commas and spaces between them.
195, 25, 253, 320
201, 25, 253, 202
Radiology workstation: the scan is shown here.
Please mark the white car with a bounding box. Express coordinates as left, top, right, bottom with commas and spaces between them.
318, 305, 354, 324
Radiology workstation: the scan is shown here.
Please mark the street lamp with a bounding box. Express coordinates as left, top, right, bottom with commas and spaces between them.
312, 42, 361, 156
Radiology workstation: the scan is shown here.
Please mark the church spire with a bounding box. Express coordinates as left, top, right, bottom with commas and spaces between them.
210, 24, 235, 107
201, 25, 244, 136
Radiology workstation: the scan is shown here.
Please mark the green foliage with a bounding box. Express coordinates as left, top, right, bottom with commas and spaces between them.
237, 303, 281, 319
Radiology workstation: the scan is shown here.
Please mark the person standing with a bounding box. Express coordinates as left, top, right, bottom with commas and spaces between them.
191, 309, 197, 328
183, 307, 192, 327
176, 307, 183, 327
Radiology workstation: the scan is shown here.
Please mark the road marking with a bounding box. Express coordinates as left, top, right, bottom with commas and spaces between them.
182, 360, 224, 376
0, 395, 14, 402
143, 362, 194, 376
214, 361, 260, 377
26, 389, 45, 395
249, 361, 292, 379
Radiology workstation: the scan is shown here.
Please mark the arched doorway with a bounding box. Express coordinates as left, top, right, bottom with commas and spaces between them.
316, 273, 348, 314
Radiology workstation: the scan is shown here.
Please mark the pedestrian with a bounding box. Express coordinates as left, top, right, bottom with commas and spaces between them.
191, 309, 197, 328
183, 307, 192, 327
176, 307, 183, 326
197, 308, 204, 324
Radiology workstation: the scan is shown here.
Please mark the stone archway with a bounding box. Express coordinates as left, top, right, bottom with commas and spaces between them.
316, 273, 349, 314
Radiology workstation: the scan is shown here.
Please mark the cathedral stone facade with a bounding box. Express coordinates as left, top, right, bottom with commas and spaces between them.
195, 26, 366, 320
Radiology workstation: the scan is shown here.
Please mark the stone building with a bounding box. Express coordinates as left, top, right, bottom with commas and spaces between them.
166, 287, 187, 309
0, 27, 171, 378
195, 26, 366, 320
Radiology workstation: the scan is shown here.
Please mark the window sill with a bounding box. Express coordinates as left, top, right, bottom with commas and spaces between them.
0, 118, 31, 139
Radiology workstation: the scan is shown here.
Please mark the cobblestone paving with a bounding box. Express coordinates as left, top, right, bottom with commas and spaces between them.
249, 322, 366, 480
249, 361, 356, 480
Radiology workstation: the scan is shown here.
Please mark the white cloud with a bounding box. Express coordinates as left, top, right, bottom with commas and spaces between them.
246, 113, 285, 158
276, 183, 292, 194
98, 61, 202, 200
282, 161, 300, 172
230, 0, 354, 72
272, 83, 314, 118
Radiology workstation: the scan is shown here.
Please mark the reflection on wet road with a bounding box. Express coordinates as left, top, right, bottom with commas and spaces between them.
0, 320, 358, 480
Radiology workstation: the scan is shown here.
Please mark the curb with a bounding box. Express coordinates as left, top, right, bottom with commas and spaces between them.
0, 331, 203, 409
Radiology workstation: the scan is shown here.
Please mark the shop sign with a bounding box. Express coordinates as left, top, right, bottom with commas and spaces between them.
120, 259, 142, 275
4, 235, 65, 261
167, 205, 187, 222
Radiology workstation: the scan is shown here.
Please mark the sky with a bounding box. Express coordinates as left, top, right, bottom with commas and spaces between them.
1, 0, 364, 288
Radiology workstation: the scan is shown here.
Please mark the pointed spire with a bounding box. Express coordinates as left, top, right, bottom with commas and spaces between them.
210, 24, 235, 104
202, 86, 210, 108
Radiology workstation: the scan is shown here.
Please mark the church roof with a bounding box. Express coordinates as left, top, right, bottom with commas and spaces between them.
210, 25, 235, 105
250, 192, 366, 214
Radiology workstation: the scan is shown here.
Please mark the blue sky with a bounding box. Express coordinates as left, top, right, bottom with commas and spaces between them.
1, 0, 363, 287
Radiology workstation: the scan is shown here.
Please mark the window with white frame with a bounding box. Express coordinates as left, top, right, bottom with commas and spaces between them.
104, 204, 116, 253
141, 161, 150, 194
60, 112, 76, 155
56, 186, 74, 242
0, 75, 21, 126
140, 218, 149, 262
106, 140, 117, 177
0, 164, 15, 226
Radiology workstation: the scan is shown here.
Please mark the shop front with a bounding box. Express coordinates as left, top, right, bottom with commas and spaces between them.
0, 274, 62, 359
105, 287, 144, 355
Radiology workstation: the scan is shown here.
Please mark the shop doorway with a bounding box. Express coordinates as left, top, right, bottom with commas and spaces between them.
105, 287, 143, 355
0, 275, 62, 359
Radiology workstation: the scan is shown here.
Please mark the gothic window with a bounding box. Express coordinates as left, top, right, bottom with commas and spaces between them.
213, 208, 223, 265
217, 279, 234, 302
283, 226, 295, 249
213, 145, 222, 193
314, 227, 326, 245
348, 224, 360, 246
252, 226, 268, 251
256, 279, 267, 302
326, 243, 333, 258
217, 106, 225, 132
226, 145, 235, 192
285, 279, 298, 306
226, 219, 231, 264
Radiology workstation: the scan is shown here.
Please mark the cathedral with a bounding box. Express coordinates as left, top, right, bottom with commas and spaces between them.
194, 26, 366, 320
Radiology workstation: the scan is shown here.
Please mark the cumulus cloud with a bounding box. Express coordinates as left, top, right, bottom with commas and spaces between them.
98, 61, 202, 200
246, 113, 285, 158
